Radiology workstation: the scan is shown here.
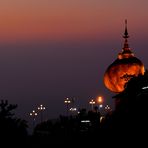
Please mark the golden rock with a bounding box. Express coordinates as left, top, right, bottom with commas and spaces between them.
104, 20, 145, 93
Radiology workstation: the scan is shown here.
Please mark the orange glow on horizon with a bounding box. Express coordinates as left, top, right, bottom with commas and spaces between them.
0, 3, 125, 42
0, 1, 103, 42
0, 1, 148, 42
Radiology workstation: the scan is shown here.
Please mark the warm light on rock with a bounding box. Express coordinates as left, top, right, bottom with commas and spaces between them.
104, 57, 145, 93
104, 20, 145, 93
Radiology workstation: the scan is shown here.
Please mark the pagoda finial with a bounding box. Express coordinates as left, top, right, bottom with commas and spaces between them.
120, 19, 134, 58
123, 19, 129, 38
122, 19, 130, 49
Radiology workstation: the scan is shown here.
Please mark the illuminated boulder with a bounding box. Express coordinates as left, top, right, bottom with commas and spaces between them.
104, 20, 145, 93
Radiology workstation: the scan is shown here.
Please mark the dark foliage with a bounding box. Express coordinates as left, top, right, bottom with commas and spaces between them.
30, 72, 148, 146
1, 72, 148, 146
0, 100, 28, 147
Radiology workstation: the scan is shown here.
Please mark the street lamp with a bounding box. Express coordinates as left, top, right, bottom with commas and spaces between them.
69, 107, 77, 115
30, 110, 38, 128
89, 99, 96, 110
69, 97, 78, 115
105, 105, 111, 113
97, 96, 103, 109
64, 98, 71, 116
37, 104, 45, 123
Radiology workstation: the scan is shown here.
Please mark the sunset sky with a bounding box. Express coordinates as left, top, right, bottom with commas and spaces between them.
0, 0, 148, 123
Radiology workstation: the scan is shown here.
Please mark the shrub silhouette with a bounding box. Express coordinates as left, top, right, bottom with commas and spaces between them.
0, 100, 28, 146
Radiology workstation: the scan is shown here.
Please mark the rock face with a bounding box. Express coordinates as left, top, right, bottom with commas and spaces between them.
104, 57, 145, 93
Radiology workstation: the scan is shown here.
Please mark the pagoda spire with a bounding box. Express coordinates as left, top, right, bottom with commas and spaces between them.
123, 19, 130, 49
118, 20, 134, 59
123, 19, 129, 39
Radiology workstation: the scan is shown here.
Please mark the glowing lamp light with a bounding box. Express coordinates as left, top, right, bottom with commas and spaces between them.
70, 107, 77, 111
29, 110, 38, 124
99, 104, 103, 108
37, 104, 46, 123
89, 99, 95, 104
89, 99, 96, 110
64, 97, 71, 116
38, 104, 45, 110
29, 110, 38, 128
64, 98, 71, 104
105, 105, 110, 110
98, 96, 103, 104
30, 110, 38, 116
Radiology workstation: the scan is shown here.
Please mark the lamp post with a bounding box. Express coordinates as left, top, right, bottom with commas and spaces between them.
64, 98, 71, 116
105, 105, 111, 113
69, 97, 77, 115
69, 107, 77, 115
37, 104, 45, 123
97, 96, 103, 110
30, 110, 38, 128
89, 99, 96, 110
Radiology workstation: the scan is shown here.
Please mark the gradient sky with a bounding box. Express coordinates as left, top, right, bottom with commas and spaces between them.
0, 0, 148, 125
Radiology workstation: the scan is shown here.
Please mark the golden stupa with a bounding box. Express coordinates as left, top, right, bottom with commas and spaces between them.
104, 20, 145, 93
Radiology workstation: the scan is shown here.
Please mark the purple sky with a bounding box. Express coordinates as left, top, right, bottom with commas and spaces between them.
0, 1, 148, 125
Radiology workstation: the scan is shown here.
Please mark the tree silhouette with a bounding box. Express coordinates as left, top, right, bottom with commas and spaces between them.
0, 100, 17, 119
111, 70, 148, 133
0, 100, 28, 146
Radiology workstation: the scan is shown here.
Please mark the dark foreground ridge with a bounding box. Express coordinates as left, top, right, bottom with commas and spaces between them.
1, 72, 148, 147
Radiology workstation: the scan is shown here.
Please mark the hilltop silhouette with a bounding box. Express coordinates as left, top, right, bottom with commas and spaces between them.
1, 72, 148, 147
